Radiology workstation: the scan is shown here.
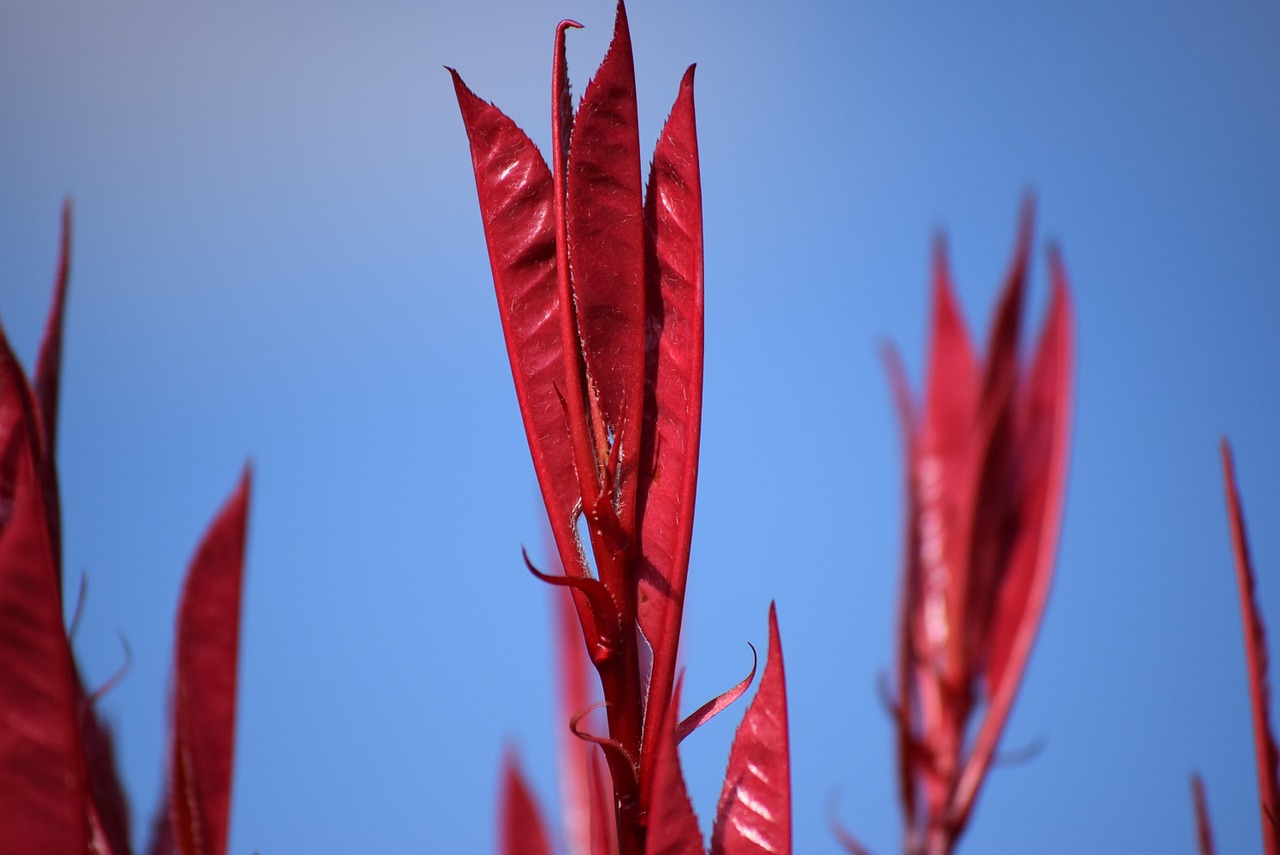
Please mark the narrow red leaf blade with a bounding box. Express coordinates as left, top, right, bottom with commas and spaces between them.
917, 236, 978, 682
962, 201, 1034, 677
645, 679, 704, 855
501, 750, 554, 855
565, 0, 647, 500
985, 246, 1074, 694
0, 332, 89, 855
450, 70, 587, 582
80, 688, 133, 855
1192, 773, 1216, 855
712, 604, 791, 855
1221, 440, 1280, 855
954, 246, 1073, 830
32, 200, 71, 582
166, 469, 250, 855
587, 743, 620, 855
637, 63, 704, 786
34, 199, 71, 459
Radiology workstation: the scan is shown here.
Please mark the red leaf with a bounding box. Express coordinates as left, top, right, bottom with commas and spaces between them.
79, 696, 133, 855
712, 604, 790, 855
32, 199, 71, 582
1191, 773, 1216, 855
636, 64, 704, 787
566, 0, 647, 513
34, 199, 71, 460
501, 750, 554, 855
645, 679, 703, 855
985, 246, 1073, 692
955, 240, 1074, 833
676, 641, 754, 744
916, 235, 978, 683
1221, 440, 1280, 855
587, 744, 620, 855
165, 470, 251, 855
449, 70, 587, 584
0, 331, 89, 855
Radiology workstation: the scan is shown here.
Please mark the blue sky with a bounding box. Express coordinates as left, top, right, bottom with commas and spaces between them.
2, 1, 1279, 852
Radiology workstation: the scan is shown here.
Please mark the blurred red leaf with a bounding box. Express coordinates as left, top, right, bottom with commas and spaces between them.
161, 469, 251, 855
1221, 440, 1280, 855
1191, 773, 1216, 855
0, 326, 89, 855
501, 751, 554, 855
888, 202, 1073, 854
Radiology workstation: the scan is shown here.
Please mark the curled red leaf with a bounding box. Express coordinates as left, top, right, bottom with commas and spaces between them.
676, 642, 755, 744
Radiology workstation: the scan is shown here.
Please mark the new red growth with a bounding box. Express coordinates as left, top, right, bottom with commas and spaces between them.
0, 204, 251, 855
874, 202, 1074, 855
451, 4, 791, 853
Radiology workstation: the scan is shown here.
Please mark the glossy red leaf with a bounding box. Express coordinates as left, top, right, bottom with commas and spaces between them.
645, 679, 703, 855
450, 70, 587, 585
501, 750, 554, 855
712, 604, 790, 855
1192, 773, 1216, 855
165, 469, 251, 855
566, 0, 647, 511
0, 332, 89, 855
636, 64, 704, 786
1221, 440, 1280, 855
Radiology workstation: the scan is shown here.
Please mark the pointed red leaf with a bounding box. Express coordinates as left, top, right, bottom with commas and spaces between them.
712, 604, 790, 855
985, 247, 1073, 693
0, 333, 89, 855
1192, 773, 1216, 855
450, 70, 587, 583
565, 0, 647, 512
646, 679, 703, 855
34, 199, 71, 459
166, 469, 250, 855
636, 63, 704, 785
1221, 440, 1280, 855
916, 236, 978, 682
954, 245, 1073, 830
962, 201, 1033, 677
501, 750, 554, 855
32, 200, 71, 582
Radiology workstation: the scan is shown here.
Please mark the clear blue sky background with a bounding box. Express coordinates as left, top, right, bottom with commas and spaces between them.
2, 1, 1279, 852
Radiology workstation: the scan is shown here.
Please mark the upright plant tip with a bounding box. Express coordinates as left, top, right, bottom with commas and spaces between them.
452, 2, 712, 851
883, 202, 1074, 855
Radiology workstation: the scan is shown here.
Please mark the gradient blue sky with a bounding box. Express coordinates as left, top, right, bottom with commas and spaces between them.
2, 1, 1279, 852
